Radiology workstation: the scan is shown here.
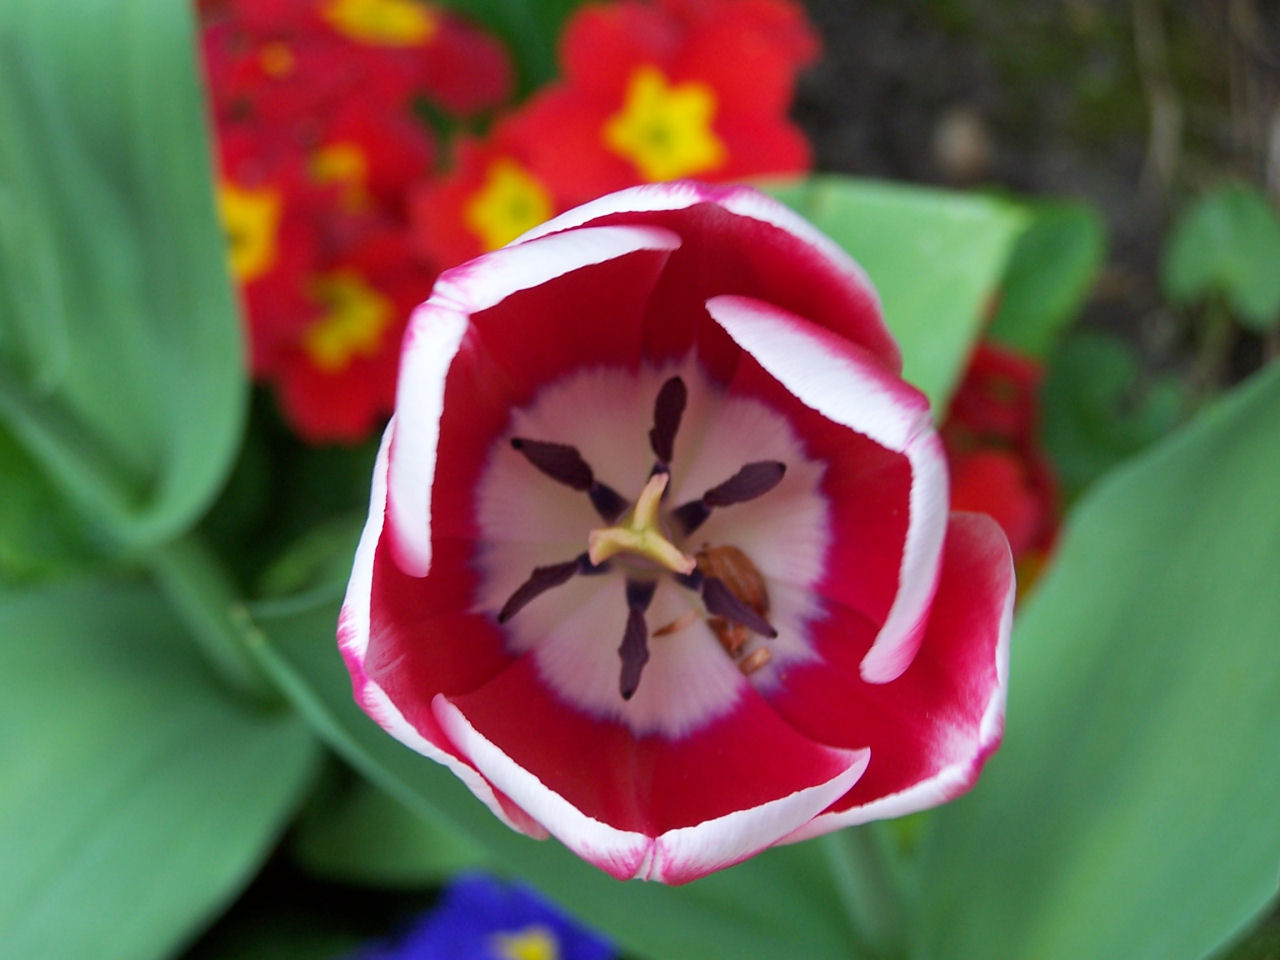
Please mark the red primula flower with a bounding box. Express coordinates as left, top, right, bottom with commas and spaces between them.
409, 123, 559, 270
340, 183, 1013, 883
311, 101, 436, 215
507, 0, 818, 208
408, 0, 817, 268
270, 229, 436, 445
212, 0, 512, 115
943, 342, 1060, 565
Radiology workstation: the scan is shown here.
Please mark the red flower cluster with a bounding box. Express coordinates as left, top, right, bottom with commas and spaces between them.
410, 0, 820, 275
202, 0, 818, 443
203, 0, 511, 442
941, 342, 1060, 587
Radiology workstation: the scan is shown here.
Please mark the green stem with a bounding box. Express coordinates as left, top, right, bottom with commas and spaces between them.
821, 825, 910, 960
142, 532, 279, 706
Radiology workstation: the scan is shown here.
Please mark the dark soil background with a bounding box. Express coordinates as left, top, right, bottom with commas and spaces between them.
795, 0, 1280, 384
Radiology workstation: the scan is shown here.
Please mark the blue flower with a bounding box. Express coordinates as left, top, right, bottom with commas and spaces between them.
352, 874, 614, 960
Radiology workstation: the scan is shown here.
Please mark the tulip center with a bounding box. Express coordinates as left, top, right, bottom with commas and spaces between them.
498, 374, 788, 703
586, 473, 696, 575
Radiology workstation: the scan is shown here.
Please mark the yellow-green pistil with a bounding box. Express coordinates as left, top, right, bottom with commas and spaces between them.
586, 472, 696, 574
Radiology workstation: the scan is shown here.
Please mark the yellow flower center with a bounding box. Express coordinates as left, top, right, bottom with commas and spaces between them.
602, 64, 727, 182
258, 41, 295, 78
302, 271, 395, 373
320, 0, 438, 46
219, 182, 281, 283
490, 925, 561, 960
312, 142, 370, 209
463, 158, 555, 252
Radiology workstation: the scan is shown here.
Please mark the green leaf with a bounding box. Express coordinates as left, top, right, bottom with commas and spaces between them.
916, 360, 1280, 960
1161, 182, 1280, 331
0, 424, 106, 581
0, 580, 321, 960
0, 0, 246, 548
1041, 331, 1185, 496
987, 201, 1106, 357
766, 176, 1027, 410
293, 772, 490, 887
246, 590, 866, 960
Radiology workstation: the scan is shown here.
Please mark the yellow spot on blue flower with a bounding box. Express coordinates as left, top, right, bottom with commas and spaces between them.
489, 924, 561, 960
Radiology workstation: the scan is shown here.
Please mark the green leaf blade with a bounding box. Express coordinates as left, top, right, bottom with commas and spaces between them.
766, 176, 1027, 410
0, 581, 321, 960
1162, 182, 1280, 331
917, 361, 1280, 960
0, 0, 247, 548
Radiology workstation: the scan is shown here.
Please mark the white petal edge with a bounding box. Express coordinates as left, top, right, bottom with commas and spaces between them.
513, 181, 883, 332
337, 424, 547, 839
705, 293, 949, 683
388, 224, 682, 576
781, 516, 1015, 843
433, 693, 870, 883
514, 181, 875, 301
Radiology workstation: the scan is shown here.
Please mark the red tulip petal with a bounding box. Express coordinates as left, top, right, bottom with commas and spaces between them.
705, 293, 949, 683
387, 225, 682, 577
518, 181, 900, 374
772, 512, 1014, 840
339, 427, 547, 838
435, 651, 868, 883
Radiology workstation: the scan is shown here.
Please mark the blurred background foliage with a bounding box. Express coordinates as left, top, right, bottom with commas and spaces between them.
2, 0, 1279, 958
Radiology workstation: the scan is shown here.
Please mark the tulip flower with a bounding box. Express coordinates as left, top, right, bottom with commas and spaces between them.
340, 182, 1014, 883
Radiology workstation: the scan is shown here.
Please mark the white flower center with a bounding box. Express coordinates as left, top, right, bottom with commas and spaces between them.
473, 359, 830, 738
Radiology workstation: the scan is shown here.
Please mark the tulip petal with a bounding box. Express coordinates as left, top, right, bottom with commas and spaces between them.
389, 225, 682, 577
434, 653, 869, 883
706, 293, 949, 683
771, 513, 1014, 841
515, 181, 899, 372
338, 425, 546, 838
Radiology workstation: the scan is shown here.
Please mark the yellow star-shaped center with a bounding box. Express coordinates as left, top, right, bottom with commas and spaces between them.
603, 64, 727, 182
320, 0, 438, 46
302, 270, 395, 373
463, 157, 555, 252
219, 182, 281, 283
489, 924, 561, 960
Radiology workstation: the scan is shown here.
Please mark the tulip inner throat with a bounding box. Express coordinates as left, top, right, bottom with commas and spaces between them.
500, 375, 786, 701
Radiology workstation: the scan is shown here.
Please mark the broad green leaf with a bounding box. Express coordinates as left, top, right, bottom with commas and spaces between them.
1161, 182, 1280, 331
916, 360, 1280, 960
0, 580, 321, 960
293, 773, 490, 887
767, 176, 1026, 410
0, 425, 106, 581
1041, 331, 1185, 496
247, 590, 865, 960
0, 0, 246, 548
987, 201, 1106, 357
